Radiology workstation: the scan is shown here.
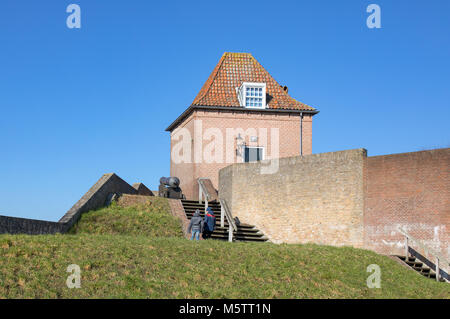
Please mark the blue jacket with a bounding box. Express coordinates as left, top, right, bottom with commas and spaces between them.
203, 207, 216, 232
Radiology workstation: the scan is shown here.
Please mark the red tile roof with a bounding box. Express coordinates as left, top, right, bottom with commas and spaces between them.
192, 52, 316, 111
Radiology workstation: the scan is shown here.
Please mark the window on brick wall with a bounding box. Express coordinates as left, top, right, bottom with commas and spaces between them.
243, 146, 264, 163
237, 82, 266, 109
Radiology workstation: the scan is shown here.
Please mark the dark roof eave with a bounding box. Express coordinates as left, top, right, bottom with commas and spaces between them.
165, 105, 319, 132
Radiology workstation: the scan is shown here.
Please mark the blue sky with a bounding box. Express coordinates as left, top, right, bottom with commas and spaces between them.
0, 0, 449, 221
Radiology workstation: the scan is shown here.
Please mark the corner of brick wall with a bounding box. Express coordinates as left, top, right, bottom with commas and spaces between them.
219, 149, 367, 247
167, 199, 190, 239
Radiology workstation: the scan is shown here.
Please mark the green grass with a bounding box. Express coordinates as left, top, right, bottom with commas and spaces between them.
69, 198, 183, 238
0, 199, 448, 299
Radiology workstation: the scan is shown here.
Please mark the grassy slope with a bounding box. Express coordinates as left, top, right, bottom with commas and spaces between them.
0, 199, 448, 299
69, 198, 183, 238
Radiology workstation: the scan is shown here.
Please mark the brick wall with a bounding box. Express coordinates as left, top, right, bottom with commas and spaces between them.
364, 148, 450, 262
0, 216, 65, 235
170, 112, 196, 199
117, 194, 154, 207
219, 149, 366, 246
170, 109, 312, 200
219, 147, 449, 270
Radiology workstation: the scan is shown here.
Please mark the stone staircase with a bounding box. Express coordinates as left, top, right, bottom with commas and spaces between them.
395, 255, 445, 282
181, 199, 268, 242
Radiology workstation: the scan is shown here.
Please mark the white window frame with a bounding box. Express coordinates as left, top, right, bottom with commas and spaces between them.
237, 82, 267, 109
241, 145, 265, 163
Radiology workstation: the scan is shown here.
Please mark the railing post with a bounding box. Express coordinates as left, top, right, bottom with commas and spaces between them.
405, 236, 409, 259
220, 199, 235, 243
436, 257, 440, 282
198, 185, 202, 204
220, 205, 224, 227
205, 199, 208, 211
398, 227, 449, 283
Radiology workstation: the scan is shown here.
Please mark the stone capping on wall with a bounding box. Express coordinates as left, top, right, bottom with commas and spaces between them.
198, 178, 218, 201
0, 215, 65, 235
0, 173, 140, 235
59, 173, 138, 231
132, 183, 155, 196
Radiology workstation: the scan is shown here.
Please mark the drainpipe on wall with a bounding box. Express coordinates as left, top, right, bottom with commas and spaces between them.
300, 112, 304, 156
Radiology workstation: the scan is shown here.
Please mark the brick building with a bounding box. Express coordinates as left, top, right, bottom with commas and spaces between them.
166, 52, 319, 199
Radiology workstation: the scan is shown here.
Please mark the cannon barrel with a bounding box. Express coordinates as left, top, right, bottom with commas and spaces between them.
159, 177, 180, 188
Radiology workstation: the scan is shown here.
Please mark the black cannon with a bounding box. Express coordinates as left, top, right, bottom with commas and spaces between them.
158, 177, 184, 199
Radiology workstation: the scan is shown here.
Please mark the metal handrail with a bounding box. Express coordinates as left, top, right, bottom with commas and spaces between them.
197, 178, 211, 202
397, 227, 449, 265
198, 177, 236, 242
220, 199, 237, 232
197, 179, 211, 213
219, 199, 237, 242
397, 226, 449, 282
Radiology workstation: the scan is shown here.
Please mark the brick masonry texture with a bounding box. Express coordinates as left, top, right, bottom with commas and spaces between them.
219, 149, 366, 247
0, 173, 140, 235
363, 148, 450, 263
171, 109, 312, 200
167, 199, 190, 239
117, 194, 154, 207
168, 52, 318, 200
219, 148, 449, 268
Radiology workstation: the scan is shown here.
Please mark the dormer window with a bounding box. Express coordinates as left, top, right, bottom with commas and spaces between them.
237, 82, 266, 109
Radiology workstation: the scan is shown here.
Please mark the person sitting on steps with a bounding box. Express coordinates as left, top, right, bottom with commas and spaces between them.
188, 209, 204, 241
